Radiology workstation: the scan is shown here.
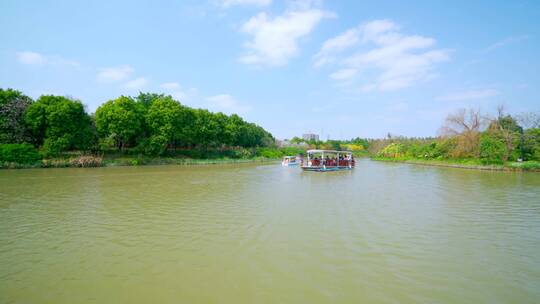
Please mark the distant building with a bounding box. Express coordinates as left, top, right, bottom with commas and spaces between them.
302, 133, 319, 141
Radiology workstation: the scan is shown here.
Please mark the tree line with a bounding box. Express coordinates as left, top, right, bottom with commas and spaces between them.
0, 88, 274, 159
2, 86, 539, 167
372, 106, 540, 164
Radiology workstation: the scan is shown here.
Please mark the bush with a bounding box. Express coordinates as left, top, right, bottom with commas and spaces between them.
229, 148, 254, 159
509, 161, 540, 170
0, 143, 41, 164
146, 135, 168, 155
522, 128, 540, 161
479, 133, 507, 164
434, 137, 457, 159
378, 143, 405, 158
280, 146, 305, 156
99, 134, 118, 152
256, 147, 283, 159
69, 155, 103, 167
41, 136, 70, 157
41, 159, 69, 168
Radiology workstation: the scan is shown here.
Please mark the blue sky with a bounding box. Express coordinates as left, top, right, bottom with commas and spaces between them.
1, 0, 539, 139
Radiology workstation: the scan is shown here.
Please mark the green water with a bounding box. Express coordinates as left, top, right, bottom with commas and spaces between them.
1, 159, 539, 303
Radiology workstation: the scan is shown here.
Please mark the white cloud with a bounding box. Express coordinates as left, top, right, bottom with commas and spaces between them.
97, 65, 134, 82
160, 82, 180, 90
329, 68, 357, 81
239, 3, 335, 67
360, 19, 400, 42
486, 35, 528, 51
437, 89, 499, 101
206, 94, 251, 114
221, 0, 271, 8
160, 82, 200, 106
314, 28, 360, 67
315, 19, 450, 91
17, 51, 47, 65
124, 77, 149, 89
17, 51, 81, 69
314, 20, 399, 68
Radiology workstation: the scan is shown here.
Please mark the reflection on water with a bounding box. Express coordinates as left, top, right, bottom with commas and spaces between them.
1, 160, 539, 303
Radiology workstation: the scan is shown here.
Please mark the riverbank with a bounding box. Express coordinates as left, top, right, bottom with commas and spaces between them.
372, 156, 540, 172
1, 155, 279, 169
103, 156, 279, 167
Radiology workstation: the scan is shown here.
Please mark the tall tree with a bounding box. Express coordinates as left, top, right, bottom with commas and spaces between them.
136, 92, 165, 110
193, 109, 221, 148
522, 128, 540, 161
0, 88, 33, 144
439, 108, 484, 158
25, 95, 95, 154
486, 107, 522, 161
145, 96, 195, 154
95, 96, 144, 151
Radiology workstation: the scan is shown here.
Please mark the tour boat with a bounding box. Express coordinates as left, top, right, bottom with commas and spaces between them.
282, 156, 300, 166
301, 149, 355, 172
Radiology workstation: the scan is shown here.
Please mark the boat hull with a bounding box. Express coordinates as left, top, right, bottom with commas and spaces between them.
301, 166, 353, 172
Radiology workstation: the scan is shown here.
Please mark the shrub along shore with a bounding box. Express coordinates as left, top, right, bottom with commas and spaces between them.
368, 107, 540, 172
1, 153, 280, 169
0, 147, 300, 169
372, 156, 540, 172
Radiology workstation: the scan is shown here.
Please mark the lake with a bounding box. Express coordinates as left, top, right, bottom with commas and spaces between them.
1, 159, 539, 303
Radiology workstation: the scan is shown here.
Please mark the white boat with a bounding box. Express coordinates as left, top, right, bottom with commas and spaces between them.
282, 156, 300, 166
301, 149, 355, 172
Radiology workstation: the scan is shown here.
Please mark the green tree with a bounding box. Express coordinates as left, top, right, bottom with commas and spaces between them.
479, 132, 507, 164
25, 95, 95, 155
224, 114, 245, 146
0, 88, 33, 144
136, 92, 165, 110
350, 137, 369, 150
488, 111, 522, 161
145, 96, 195, 154
193, 109, 221, 148
522, 128, 540, 161
327, 140, 342, 151
237, 122, 273, 148
378, 143, 406, 158
95, 96, 144, 151
290, 136, 304, 144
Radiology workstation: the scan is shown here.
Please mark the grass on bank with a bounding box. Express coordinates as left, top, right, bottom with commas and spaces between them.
1, 154, 280, 169
1, 143, 373, 169
372, 156, 540, 171
0, 146, 300, 169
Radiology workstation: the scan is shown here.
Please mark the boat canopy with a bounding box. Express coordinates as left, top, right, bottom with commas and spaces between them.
306, 149, 353, 155
283, 156, 297, 159
302, 149, 355, 171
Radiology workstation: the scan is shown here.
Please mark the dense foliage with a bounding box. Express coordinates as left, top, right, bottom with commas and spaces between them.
1, 87, 538, 168
0, 89, 33, 144
0, 143, 41, 164
95, 96, 144, 151
0, 88, 274, 160
371, 108, 540, 165
288, 136, 369, 153
25, 95, 96, 156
